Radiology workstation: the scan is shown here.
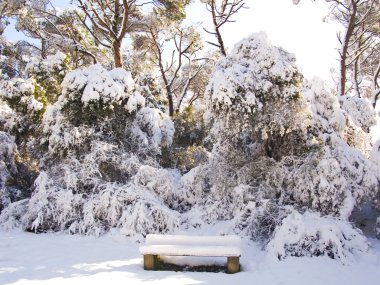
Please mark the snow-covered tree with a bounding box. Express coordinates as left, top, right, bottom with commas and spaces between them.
0, 64, 183, 236
184, 33, 380, 248
0, 52, 70, 155
0, 132, 17, 212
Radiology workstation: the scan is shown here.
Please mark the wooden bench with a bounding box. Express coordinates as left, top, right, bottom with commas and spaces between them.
139, 234, 241, 273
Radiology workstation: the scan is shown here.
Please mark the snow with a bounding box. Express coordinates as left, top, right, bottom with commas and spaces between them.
139, 245, 241, 257
267, 211, 368, 264
206, 32, 300, 114
1, 229, 380, 285
145, 234, 241, 246
61, 64, 134, 105
140, 234, 241, 257
25, 52, 67, 76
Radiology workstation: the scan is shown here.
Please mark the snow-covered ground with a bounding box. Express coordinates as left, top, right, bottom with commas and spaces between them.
1, 229, 380, 285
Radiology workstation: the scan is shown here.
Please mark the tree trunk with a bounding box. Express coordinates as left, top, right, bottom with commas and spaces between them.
168, 91, 174, 117
339, 1, 357, 96
211, 1, 226, 56
113, 40, 123, 68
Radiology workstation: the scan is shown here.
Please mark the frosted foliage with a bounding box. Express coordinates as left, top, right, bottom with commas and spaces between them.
282, 142, 379, 218
13, 141, 181, 236
42, 64, 149, 156
61, 64, 135, 106
42, 103, 95, 156
205, 33, 309, 147
206, 32, 301, 115
371, 138, 380, 164
0, 78, 43, 112
267, 211, 368, 264
26, 52, 67, 77
0, 132, 17, 211
130, 107, 174, 155
0, 199, 28, 229
339, 96, 377, 156
132, 166, 188, 210
289, 79, 380, 217
304, 78, 345, 135
340, 96, 377, 132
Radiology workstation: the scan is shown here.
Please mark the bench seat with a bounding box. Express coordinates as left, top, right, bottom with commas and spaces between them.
139, 234, 241, 273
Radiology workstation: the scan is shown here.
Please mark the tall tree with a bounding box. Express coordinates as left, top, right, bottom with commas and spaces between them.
133, 14, 204, 116
328, 0, 378, 97
75, 0, 189, 68
200, 0, 246, 56
294, 0, 380, 105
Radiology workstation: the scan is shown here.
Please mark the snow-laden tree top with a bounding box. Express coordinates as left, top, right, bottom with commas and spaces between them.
206, 32, 302, 115
61, 64, 135, 107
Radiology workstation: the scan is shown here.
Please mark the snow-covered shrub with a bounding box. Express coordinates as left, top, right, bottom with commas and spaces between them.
231, 185, 293, 240
304, 78, 345, 136
0, 132, 17, 212
20, 171, 180, 236
42, 64, 147, 158
267, 210, 368, 263
190, 34, 380, 240
340, 95, 377, 133
371, 138, 380, 164
0, 64, 180, 237
339, 96, 376, 156
0, 78, 44, 131
294, 79, 380, 217
25, 52, 71, 104
129, 107, 174, 156
59, 64, 136, 125
0, 199, 29, 229
0, 53, 71, 164
8, 139, 182, 236
205, 32, 311, 161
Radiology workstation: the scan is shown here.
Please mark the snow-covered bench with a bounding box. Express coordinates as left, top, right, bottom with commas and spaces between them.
139, 234, 241, 273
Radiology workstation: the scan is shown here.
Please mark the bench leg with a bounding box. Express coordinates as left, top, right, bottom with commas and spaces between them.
227, 256, 240, 273
143, 254, 157, 270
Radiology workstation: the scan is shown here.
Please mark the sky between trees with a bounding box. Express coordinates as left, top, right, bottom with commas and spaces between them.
4, 0, 342, 81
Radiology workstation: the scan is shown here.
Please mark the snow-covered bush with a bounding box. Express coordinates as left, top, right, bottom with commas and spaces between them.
0, 52, 71, 166
340, 95, 377, 133
293, 79, 380, 217
2, 138, 182, 236
42, 64, 173, 159
129, 107, 174, 156
372, 138, 380, 164
20, 169, 180, 237
0, 78, 44, 133
267, 210, 368, 263
188, 34, 380, 241
339, 95, 376, 156
0, 132, 17, 212
205, 32, 311, 161
0, 64, 180, 237
25, 52, 71, 104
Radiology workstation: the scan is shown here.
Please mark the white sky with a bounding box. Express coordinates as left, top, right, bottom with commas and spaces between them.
5, 0, 342, 81
187, 0, 342, 82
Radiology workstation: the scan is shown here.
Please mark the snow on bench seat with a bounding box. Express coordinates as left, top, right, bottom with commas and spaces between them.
139, 245, 241, 257
140, 234, 241, 273
145, 234, 241, 247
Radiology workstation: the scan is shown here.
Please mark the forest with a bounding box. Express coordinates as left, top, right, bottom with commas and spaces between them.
0, 0, 379, 263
